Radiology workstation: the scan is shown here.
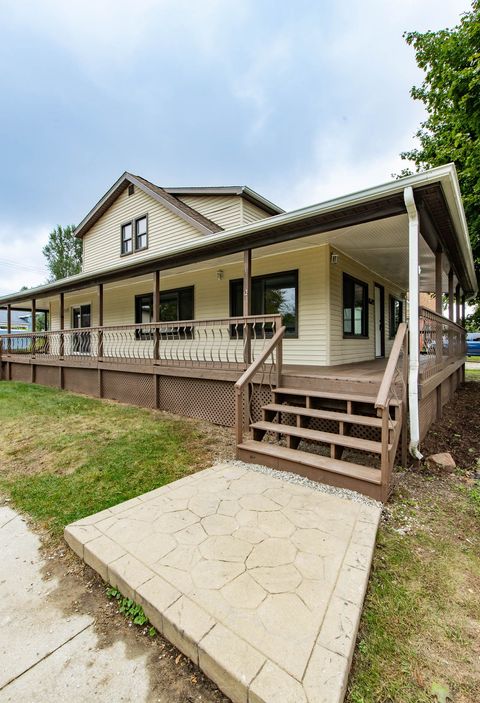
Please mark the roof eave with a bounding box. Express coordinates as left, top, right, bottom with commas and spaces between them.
165, 186, 284, 216
75, 172, 222, 240
1, 164, 476, 305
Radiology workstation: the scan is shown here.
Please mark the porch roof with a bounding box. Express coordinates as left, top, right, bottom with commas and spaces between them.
0, 163, 476, 307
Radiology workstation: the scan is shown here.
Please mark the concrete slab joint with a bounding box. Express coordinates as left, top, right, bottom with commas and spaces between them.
65, 463, 381, 703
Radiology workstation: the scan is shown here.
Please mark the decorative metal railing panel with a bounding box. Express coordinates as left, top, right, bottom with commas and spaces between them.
419, 306, 466, 380
0, 315, 282, 370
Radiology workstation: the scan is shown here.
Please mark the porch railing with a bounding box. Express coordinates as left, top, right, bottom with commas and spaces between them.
419, 306, 466, 380
0, 315, 283, 370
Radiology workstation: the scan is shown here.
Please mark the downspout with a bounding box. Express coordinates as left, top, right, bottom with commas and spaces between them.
404, 186, 423, 460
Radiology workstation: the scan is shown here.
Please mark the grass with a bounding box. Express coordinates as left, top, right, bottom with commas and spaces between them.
466, 368, 480, 379
466, 355, 480, 362
347, 474, 480, 703
1, 381, 479, 700
0, 382, 217, 535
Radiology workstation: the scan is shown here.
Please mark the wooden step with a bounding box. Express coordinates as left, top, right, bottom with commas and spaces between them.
273, 386, 400, 406
262, 403, 395, 429
251, 421, 388, 454
237, 440, 382, 485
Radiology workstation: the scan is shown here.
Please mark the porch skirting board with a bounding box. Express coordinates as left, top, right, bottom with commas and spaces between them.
418, 359, 463, 441
1, 359, 465, 443
0, 360, 244, 427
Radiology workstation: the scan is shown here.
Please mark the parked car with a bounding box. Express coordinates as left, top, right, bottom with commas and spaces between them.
466, 331, 480, 357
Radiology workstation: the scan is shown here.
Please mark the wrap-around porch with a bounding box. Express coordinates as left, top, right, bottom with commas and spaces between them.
0, 168, 472, 501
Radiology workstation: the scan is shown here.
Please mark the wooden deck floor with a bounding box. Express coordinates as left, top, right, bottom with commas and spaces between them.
283, 358, 389, 382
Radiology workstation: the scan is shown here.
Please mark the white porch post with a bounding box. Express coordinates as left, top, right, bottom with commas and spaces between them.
404, 187, 422, 459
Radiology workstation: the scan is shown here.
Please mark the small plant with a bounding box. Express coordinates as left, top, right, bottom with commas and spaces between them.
106, 585, 157, 635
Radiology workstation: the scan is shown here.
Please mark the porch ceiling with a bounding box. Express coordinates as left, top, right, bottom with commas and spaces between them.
324, 214, 448, 293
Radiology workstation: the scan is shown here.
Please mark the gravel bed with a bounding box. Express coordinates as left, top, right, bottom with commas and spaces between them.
226, 459, 382, 508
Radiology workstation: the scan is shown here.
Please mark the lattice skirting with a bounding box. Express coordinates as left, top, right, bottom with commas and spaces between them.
64, 367, 99, 397
35, 365, 60, 388
158, 376, 235, 425
102, 370, 155, 409
9, 363, 31, 382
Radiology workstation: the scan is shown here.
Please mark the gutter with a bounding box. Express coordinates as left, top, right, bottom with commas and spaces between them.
404, 186, 423, 460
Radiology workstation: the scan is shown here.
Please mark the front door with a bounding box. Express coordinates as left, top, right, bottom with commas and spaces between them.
374, 284, 385, 358
72, 304, 91, 354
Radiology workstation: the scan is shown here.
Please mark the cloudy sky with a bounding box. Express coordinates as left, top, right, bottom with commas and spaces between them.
0, 0, 470, 294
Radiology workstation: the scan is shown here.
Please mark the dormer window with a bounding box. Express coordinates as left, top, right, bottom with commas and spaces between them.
135, 216, 148, 250
121, 222, 133, 254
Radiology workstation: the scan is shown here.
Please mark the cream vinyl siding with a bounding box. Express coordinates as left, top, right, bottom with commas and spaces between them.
329, 246, 406, 366
82, 188, 202, 274
49, 289, 99, 331
48, 288, 99, 355
178, 195, 272, 229
178, 195, 242, 230
46, 243, 406, 367
48, 246, 330, 366
241, 200, 271, 224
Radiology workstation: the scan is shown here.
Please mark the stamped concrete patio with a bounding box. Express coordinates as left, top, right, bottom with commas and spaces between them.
65, 464, 381, 703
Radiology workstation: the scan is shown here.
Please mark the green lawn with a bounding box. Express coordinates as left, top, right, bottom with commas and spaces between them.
347, 476, 480, 702
467, 355, 480, 362
0, 382, 216, 535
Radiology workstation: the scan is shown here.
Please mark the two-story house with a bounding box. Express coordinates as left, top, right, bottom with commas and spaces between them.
0, 164, 476, 500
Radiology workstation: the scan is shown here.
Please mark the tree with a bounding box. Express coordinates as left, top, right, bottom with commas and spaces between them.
401, 2, 480, 324
42, 225, 82, 281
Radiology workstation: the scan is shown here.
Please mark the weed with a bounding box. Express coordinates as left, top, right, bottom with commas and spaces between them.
106, 586, 157, 635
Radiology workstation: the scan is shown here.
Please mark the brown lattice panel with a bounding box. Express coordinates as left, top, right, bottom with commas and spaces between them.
249, 383, 274, 424
158, 376, 235, 425
10, 363, 30, 382
64, 367, 99, 397
35, 365, 60, 388
102, 370, 155, 408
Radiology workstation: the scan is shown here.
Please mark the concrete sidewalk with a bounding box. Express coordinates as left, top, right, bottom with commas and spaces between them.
0, 505, 151, 703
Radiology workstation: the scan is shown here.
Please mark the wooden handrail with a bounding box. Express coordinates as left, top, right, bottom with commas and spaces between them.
235, 325, 286, 445
375, 322, 407, 410
235, 326, 286, 390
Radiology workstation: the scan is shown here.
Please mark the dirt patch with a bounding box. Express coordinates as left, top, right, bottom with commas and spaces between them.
421, 381, 480, 471
347, 379, 480, 703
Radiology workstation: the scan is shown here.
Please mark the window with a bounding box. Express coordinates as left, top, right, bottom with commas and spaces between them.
343, 274, 368, 337
230, 270, 298, 338
135, 216, 147, 250
121, 223, 133, 255
121, 215, 148, 255
134, 287, 194, 339
128, 184, 135, 196
389, 296, 404, 338
135, 294, 153, 326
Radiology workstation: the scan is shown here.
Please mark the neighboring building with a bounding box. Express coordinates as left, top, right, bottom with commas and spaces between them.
0, 165, 476, 500
0, 309, 31, 329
